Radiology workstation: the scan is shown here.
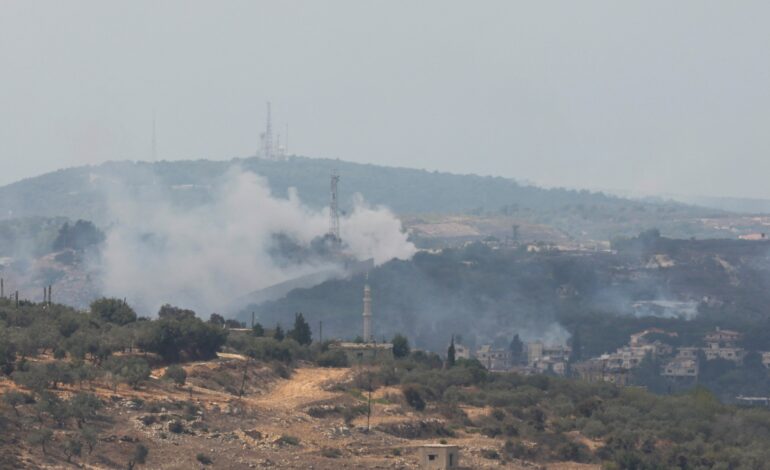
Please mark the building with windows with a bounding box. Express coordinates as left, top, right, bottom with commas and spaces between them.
418, 444, 460, 469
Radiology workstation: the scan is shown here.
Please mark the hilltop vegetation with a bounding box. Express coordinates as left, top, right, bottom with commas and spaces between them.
3, 295, 770, 468
0, 156, 740, 242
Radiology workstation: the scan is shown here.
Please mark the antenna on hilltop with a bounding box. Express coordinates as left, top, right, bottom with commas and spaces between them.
260, 101, 274, 159
151, 109, 157, 161
329, 170, 340, 242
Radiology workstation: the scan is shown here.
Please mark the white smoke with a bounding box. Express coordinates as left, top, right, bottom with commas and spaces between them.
98, 168, 415, 316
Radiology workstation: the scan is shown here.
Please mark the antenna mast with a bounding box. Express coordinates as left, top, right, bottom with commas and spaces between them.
151, 110, 157, 161
260, 101, 274, 159
329, 170, 340, 241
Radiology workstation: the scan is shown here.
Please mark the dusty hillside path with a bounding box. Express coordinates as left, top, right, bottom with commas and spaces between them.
250, 367, 349, 411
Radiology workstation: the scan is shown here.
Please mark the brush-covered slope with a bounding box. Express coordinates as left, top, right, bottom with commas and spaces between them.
0, 155, 699, 221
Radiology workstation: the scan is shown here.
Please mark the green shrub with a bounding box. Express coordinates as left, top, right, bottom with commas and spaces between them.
403, 385, 426, 411
321, 447, 341, 458
277, 435, 300, 446
168, 420, 184, 433
163, 365, 187, 386
316, 350, 348, 367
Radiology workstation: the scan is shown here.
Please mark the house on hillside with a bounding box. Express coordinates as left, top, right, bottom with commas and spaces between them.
703, 328, 745, 364
454, 343, 471, 360
526, 341, 571, 376
476, 345, 511, 371
662, 357, 699, 378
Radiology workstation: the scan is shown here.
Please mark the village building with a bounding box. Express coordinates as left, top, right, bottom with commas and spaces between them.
329, 281, 393, 364
677, 347, 699, 359
662, 357, 699, 378
572, 357, 631, 385
629, 328, 678, 347
761, 351, 770, 368
526, 341, 571, 376
454, 343, 471, 360
702, 328, 745, 364
418, 444, 460, 469
475, 345, 511, 371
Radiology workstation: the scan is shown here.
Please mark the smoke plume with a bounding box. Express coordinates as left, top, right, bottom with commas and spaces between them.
98, 167, 415, 316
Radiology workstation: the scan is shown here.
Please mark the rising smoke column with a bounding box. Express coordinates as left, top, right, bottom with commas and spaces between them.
98, 168, 415, 316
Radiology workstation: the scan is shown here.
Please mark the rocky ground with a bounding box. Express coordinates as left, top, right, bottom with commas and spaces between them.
0, 354, 600, 469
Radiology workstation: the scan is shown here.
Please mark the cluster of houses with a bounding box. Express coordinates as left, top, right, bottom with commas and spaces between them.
456, 341, 573, 375
462, 327, 770, 389
573, 327, 762, 385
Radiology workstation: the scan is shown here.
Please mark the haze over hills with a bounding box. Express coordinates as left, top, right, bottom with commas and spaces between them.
0, 155, 648, 219
0, 155, 746, 242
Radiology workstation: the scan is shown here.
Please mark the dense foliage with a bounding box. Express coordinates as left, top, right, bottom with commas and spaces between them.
365, 351, 770, 469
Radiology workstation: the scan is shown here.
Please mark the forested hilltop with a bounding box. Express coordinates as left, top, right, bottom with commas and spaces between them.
0, 156, 731, 241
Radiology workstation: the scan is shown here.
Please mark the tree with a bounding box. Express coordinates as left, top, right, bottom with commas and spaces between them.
68, 392, 102, 428
136, 310, 227, 362
90, 298, 137, 325
509, 334, 524, 363
104, 357, 150, 389
208, 313, 225, 327
0, 333, 17, 375
36, 391, 69, 426
80, 426, 98, 455
447, 336, 456, 367
392, 334, 410, 358
12, 364, 49, 392
28, 428, 53, 454
53, 220, 105, 251
63, 435, 82, 463
157, 304, 196, 321
3, 391, 27, 417
273, 324, 285, 341
127, 444, 149, 469
288, 313, 312, 345
402, 385, 426, 411
569, 329, 582, 362
252, 322, 265, 337
163, 365, 187, 386
225, 319, 244, 328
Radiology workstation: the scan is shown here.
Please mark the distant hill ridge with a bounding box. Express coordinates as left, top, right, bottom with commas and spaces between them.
0, 155, 696, 225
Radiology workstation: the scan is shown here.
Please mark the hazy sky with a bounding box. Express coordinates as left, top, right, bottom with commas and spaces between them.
1, 1, 769, 198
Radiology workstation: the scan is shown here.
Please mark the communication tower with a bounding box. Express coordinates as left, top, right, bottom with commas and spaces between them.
259, 101, 274, 159
329, 170, 340, 241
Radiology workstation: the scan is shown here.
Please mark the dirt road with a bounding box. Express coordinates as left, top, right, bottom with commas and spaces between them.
251, 367, 349, 411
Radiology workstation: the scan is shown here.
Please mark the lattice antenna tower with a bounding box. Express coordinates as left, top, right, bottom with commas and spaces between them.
329, 170, 340, 241
260, 101, 274, 159
151, 109, 157, 161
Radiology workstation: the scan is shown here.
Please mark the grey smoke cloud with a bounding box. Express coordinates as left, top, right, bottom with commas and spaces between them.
99, 168, 415, 316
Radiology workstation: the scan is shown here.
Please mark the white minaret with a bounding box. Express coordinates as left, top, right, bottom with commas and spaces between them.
362, 282, 372, 342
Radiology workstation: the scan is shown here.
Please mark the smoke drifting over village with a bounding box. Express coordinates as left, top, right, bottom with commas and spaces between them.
98, 168, 415, 316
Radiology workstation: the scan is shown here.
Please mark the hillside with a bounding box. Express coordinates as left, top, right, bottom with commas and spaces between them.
0, 156, 731, 242
242, 237, 770, 353
3, 299, 770, 469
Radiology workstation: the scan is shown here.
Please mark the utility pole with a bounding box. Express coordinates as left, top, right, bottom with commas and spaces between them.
319, 320, 323, 344
1, 278, 4, 298
239, 355, 250, 397
329, 170, 340, 242
366, 369, 373, 432
251, 311, 255, 329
